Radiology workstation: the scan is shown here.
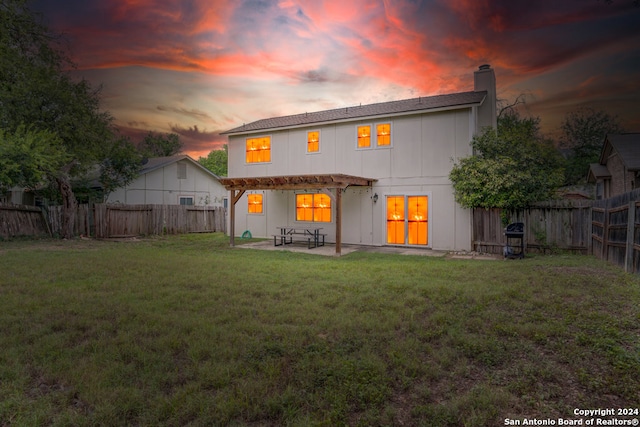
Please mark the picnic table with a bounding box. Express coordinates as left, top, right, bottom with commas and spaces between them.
274, 226, 325, 249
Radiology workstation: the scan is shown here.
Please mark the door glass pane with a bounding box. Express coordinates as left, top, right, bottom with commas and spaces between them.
386, 196, 405, 244
407, 196, 428, 245
296, 194, 313, 221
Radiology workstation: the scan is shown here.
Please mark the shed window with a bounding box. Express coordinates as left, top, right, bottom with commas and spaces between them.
246, 136, 271, 163
177, 163, 187, 179
179, 196, 194, 205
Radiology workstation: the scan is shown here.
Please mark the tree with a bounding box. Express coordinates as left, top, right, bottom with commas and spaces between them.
560, 107, 623, 185
198, 145, 228, 176
139, 132, 183, 157
449, 111, 564, 212
0, 126, 68, 191
0, 0, 141, 237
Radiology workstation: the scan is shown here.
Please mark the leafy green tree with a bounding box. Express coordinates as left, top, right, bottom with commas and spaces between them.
560, 107, 623, 185
198, 145, 228, 176
139, 132, 183, 157
0, 0, 141, 237
0, 126, 68, 191
449, 111, 564, 211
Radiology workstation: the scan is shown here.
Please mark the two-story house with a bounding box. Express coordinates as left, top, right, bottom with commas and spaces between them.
219, 65, 497, 254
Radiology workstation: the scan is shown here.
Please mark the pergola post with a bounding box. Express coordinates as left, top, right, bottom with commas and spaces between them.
336, 188, 342, 255
229, 189, 245, 247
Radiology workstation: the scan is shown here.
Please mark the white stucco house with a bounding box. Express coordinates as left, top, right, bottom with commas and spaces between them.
219, 65, 497, 254
106, 155, 226, 207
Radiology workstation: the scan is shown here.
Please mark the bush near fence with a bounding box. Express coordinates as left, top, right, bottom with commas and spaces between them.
0, 203, 226, 239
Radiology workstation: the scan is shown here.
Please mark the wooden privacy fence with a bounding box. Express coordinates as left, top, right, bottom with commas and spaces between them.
0, 204, 50, 238
92, 204, 226, 238
473, 188, 640, 274
473, 201, 593, 255
1, 203, 226, 239
590, 189, 640, 273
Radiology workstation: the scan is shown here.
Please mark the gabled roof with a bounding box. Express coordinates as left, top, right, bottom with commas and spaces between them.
140, 155, 221, 180
221, 90, 487, 135
599, 133, 640, 171
587, 163, 611, 183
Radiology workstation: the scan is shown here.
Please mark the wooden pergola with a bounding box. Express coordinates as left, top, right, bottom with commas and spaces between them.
218, 174, 376, 255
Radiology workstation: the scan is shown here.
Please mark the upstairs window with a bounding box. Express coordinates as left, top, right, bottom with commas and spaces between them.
246, 136, 271, 163
248, 194, 263, 214
296, 193, 331, 222
357, 125, 371, 148
307, 131, 320, 153
376, 123, 391, 146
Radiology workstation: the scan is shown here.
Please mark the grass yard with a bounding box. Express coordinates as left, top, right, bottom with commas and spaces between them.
0, 233, 639, 426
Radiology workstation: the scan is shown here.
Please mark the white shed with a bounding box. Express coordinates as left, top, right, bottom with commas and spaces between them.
107, 155, 226, 207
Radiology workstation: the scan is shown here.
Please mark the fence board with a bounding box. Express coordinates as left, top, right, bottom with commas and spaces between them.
2, 203, 226, 239
0, 204, 50, 238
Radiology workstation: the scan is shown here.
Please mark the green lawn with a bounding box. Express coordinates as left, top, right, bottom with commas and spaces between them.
1, 234, 639, 426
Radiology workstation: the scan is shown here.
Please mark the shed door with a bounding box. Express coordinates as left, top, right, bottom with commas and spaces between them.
386, 195, 428, 246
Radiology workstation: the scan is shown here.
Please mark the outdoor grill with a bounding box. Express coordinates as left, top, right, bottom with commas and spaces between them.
504, 222, 525, 259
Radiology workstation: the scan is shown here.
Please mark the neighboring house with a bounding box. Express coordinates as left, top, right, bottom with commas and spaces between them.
0, 187, 37, 205
219, 65, 498, 253
107, 155, 226, 207
588, 133, 640, 199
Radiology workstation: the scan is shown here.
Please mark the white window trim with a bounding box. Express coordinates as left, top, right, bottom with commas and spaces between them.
375, 121, 393, 148
306, 129, 321, 154
382, 191, 432, 248
355, 123, 374, 150
179, 195, 194, 206
294, 191, 333, 224
247, 192, 265, 215
245, 134, 273, 165
356, 121, 393, 150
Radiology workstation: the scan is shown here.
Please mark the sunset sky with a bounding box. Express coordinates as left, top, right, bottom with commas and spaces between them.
29, 0, 640, 158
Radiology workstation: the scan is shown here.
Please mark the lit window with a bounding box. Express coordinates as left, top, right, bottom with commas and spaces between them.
307, 131, 320, 153
248, 194, 263, 214
357, 125, 371, 148
376, 123, 391, 146
386, 195, 428, 246
386, 196, 405, 244
407, 196, 428, 245
246, 136, 271, 163
296, 193, 331, 222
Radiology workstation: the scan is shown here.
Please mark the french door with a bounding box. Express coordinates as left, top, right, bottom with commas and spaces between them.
386, 195, 429, 246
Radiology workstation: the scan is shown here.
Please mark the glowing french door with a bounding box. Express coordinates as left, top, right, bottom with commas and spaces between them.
386, 195, 429, 246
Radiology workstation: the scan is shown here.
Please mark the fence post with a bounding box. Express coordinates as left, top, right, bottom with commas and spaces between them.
602, 207, 609, 260
625, 200, 636, 273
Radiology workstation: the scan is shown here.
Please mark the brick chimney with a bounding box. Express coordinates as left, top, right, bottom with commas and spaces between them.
474, 64, 497, 131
